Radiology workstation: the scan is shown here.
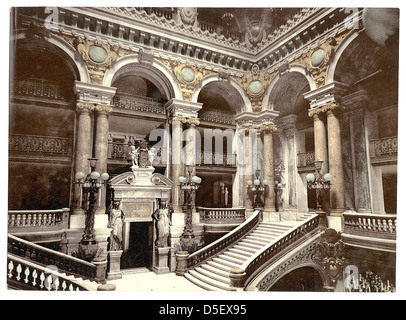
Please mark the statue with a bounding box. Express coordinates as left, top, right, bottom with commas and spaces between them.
148, 147, 156, 168
152, 202, 171, 248
129, 145, 140, 167
107, 199, 125, 251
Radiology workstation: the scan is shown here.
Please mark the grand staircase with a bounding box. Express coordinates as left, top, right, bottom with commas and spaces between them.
184, 213, 317, 291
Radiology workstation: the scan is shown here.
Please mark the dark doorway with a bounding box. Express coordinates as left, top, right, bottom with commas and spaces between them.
269, 267, 323, 291
383, 174, 397, 214
121, 222, 153, 270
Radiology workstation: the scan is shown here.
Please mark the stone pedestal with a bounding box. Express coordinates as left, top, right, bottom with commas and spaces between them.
92, 256, 108, 284
154, 247, 170, 274
107, 250, 123, 280
229, 268, 246, 291
175, 251, 189, 276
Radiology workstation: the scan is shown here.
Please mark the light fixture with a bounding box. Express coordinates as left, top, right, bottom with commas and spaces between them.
247, 169, 269, 208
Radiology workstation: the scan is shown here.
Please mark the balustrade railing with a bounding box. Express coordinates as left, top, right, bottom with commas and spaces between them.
242, 214, 319, 285
8, 234, 98, 281
197, 152, 237, 167
7, 254, 93, 291
8, 208, 70, 232
297, 151, 315, 168
113, 93, 165, 114
343, 212, 397, 240
13, 78, 68, 101
108, 142, 167, 164
199, 109, 236, 125
9, 134, 71, 157
198, 207, 245, 224
369, 136, 398, 165
187, 210, 262, 268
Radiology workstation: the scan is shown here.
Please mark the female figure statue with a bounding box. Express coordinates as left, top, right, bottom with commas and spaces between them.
108, 199, 125, 251
152, 202, 171, 248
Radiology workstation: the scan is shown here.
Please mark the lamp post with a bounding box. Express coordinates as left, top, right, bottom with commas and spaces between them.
247, 169, 269, 209
178, 164, 202, 252
75, 157, 110, 261
306, 159, 332, 229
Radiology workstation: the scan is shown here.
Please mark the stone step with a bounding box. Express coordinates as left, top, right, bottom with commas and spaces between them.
207, 260, 232, 273
239, 238, 267, 248
201, 263, 230, 278
187, 270, 231, 291
195, 266, 230, 285
259, 222, 294, 230
232, 244, 258, 254
251, 229, 283, 237
227, 247, 253, 258
184, 272, 226, 292
213, 257, 241, 269
217, 253, 245, 266
245, 235, 274, 244
235, 240, 263, 251
222, 251, 249, 263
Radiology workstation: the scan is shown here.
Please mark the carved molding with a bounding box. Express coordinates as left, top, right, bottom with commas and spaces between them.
171, 116, 200, 126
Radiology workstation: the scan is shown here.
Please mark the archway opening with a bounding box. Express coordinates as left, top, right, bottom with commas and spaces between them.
269, 266, 324, 292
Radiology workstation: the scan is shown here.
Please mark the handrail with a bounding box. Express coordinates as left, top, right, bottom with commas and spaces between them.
342, 212, 397, 240
241, 214, 320, 285
8, 234, 97, 280
187, 209, 262, 268
7, 253, 94, 291
8, 208, 70, 230
197, 207, 245, 223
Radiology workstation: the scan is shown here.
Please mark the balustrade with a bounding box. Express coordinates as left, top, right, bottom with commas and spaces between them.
9, 134, 71, 157
197, 152, 237, 167
297, 151, 315, 169
198, 207, 245, 224
113, 93, 165, 114
199, 109, 236, 125
8, 208, 69, 231
13, 78, 68, 101
7, 254, 93, 291
8, 234, 98, 281
369, 136, 398, 165
343, 212, 397, 240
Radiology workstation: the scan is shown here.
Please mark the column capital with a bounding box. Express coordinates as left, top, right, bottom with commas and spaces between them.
165, 98, 202, 119
171, 116, 200, 126
74, 81, 117, 107
308, 102, 344, 117
235, 110, 279, 132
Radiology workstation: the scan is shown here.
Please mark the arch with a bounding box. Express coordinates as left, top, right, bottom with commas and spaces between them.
103, 54, 182, 101
192, 75, 252, 113
325, 30, 359, 84
262, 64, 316, 111
13, 32, 90, 83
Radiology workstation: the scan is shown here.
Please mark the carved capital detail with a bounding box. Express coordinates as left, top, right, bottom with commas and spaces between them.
171, 116, 200, 126
308, 102, 344, 117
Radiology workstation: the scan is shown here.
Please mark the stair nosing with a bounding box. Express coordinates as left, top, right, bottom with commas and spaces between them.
188, 270, 231, 291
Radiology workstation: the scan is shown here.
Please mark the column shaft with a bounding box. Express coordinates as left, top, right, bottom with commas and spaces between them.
327, 110, 345, 215
313, 114, 329, 174
72, 106, 93, 214
94, 108, 111, 215
244, 130, 254, 211
171, 120, 183, 212
263, 130, 276, 212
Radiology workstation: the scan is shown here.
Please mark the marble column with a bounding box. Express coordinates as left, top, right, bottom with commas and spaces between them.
72, 102, 94, 215
244, 129, 254, 211
171, 119, 183, 213
313, 113, 329, 174
262, 127, 277, 212
94, 105, 112, 215
326, 109, 345, 215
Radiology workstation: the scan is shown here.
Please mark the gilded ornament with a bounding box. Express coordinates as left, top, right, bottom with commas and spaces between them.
171, 116, 200, 126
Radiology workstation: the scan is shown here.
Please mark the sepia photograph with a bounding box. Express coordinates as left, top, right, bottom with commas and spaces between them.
3, 2, 403, 302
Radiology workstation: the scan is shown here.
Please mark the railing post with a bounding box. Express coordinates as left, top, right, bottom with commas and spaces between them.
92, 256, 108, 284
229, 268, 246, 291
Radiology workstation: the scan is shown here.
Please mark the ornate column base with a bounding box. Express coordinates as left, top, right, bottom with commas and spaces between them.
154, 247, 171, 274
229, 268, 246, 291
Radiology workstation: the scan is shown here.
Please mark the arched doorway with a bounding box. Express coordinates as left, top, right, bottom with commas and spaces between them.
267, 71, 314, 216
195, 80, 245, 208
9, 39, 80, 210
269, 266, 324, 292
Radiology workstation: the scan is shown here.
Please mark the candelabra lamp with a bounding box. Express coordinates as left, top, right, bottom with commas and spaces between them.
247, 169, 269, 209
74, 158, 110, 261
306, 159, 333, 229
178, 164, 202, 253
